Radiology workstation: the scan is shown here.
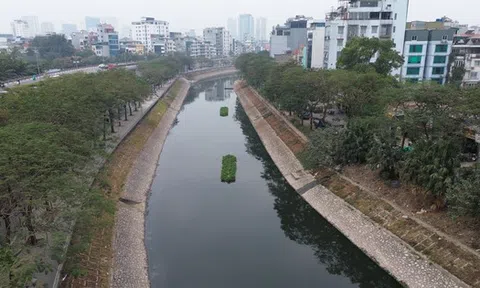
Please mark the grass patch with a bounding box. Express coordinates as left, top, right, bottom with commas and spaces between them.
221, 155, 237, 183
62, 80, 183, 287
220, 106, 229, 117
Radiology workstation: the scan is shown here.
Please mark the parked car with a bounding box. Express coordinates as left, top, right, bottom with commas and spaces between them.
98, 64, 108, 69
299, 111, 312, 120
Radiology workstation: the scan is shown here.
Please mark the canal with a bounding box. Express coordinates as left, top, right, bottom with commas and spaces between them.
145, 77, 401, 288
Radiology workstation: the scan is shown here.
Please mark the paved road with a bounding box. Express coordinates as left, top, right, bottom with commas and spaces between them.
3, 64, 137, 88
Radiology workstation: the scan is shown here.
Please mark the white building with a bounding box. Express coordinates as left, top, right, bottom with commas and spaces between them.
239, 14, 254, 42
324, 0, 409, 75
228, 18, 238, 39
186, 37, 216, 59
269, 25, 290, 57
452, 33, 480, 87
71, 30, 90, 50
131, 17, 169, 53
203, 27, 231, 57
11, 20, 30, 38
309, 21, 326, 69
401, 28, 457, 84
21, 16, 39, 37
256, 17, 268, 41
41, 22, 55, 35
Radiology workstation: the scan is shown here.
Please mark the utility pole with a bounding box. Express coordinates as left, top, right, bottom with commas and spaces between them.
35, 49, 40, 75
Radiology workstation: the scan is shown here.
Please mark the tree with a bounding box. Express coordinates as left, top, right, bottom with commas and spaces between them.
301, 127, 345, 170
337, 37, 404, 75
31, 35, 75, 60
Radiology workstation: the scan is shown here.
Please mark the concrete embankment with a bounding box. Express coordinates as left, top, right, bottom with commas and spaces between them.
234, 81, 469, 288
111, 70, 237, 288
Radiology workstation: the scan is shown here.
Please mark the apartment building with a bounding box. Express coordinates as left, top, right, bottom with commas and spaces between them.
11, 20, 30, 38
401, 28, 457, 84
131, 17, 169, 53
92, 24, 119, 57
203, 27, 231, 57
324, 0, 409, 74
452, 33, 480, 87
185, 37, 216, 59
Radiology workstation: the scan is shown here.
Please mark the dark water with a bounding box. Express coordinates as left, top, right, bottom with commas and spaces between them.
145, 77, 401, 288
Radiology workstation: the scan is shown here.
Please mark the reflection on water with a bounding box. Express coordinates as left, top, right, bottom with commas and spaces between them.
234, 101, 401, 288
146, 77, 401, 288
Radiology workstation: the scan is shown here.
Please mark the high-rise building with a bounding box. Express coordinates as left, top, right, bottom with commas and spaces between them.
255, 17, 267, 41
40, 22, 55, 35
203, 27, 231, 57
11, 20, 30, 38
62, 23, 78, 36
186, 29, 196, 37
401, 28, 457, 85
227, 17, 238, 39
21, 16, 39, 37
85, 17, 100, 32
131, 17, 169, 53
324, 0, 409, 74
238, 14, 254, 42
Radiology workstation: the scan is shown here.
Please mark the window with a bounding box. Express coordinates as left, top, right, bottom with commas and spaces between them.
360, 26, 367, 35
337, 39, 344, 46
407, 67, 420, 75
435, 45, 448, 52
371, 26, 378, 33
432, 67, 445, 75
409, 45, 422, 53
393, 26, 396, 33
475, 60, 480, 67
411, 35, 418, 41
442, 35, 448, 40
395, 13, 398, 20
338, 26, 345, 35
471, 72, 479, 80
433, 56, 447, 64
408, 56, 422, 64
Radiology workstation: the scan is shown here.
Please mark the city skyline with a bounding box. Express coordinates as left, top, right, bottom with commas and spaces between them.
1, 0, 479, 36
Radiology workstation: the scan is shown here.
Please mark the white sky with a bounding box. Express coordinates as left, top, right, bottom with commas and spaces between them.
1, 0, 479, 35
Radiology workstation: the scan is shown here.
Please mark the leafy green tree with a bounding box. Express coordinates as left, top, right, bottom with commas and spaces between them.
31, 35, 75, 60
337, 37, 404, 75
301, 127, 345, 170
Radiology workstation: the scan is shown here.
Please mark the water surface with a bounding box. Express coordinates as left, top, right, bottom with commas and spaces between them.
145, 77, 401, 288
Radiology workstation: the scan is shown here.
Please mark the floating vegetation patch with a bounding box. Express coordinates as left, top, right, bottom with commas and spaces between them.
221, 155, 237, 183
220, 106, 229, 117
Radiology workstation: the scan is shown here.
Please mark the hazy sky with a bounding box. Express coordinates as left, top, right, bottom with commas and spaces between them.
1, 0, 479, 35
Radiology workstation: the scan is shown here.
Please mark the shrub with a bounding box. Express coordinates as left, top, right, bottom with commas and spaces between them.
446, 166, 480, 218
221, 155, 237, 183
220, 107, 229, 117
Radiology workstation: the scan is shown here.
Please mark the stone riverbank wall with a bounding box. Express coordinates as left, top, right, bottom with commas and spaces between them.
234, 80, 471, 288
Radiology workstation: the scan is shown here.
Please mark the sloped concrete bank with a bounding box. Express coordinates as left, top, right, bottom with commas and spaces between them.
234, 81, 469, 288
111, 70, 237, 288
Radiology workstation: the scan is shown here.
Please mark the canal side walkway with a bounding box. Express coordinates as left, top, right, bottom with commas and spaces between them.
234, 80, 470, 288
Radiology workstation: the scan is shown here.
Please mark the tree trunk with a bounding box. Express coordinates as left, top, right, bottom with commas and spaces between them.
401, 132, 407, 149
25, 201, 37, 245
124, 104, 128, 121
128, 102, 133, 116
322, 107, 328, 121
134, 102, 138, 112
1, 214, 11, 244
310, 115, 314, 130
108, 109, 115, 133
